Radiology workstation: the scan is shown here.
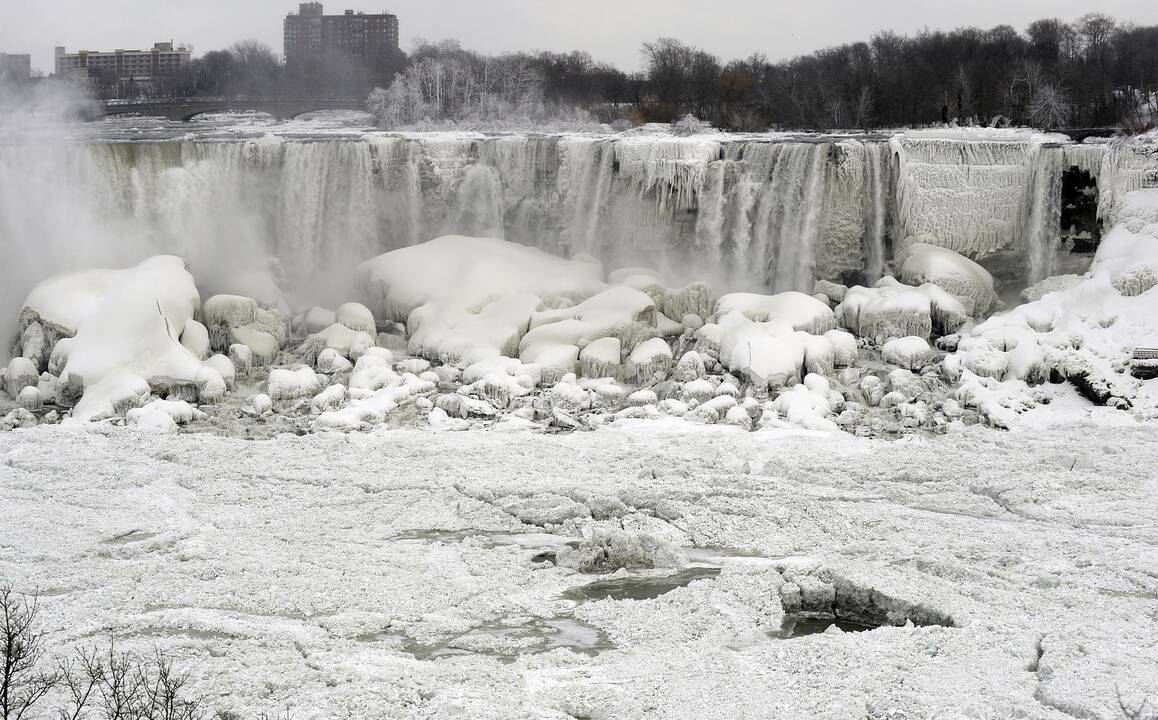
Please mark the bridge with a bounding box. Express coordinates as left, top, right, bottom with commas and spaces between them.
97, 97, 368, 122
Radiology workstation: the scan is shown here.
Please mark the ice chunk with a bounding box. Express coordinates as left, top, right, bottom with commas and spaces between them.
579, 337, 622, 380
882, 337, 932, 371
626, 338, 673, 382
557, 530, 684, 573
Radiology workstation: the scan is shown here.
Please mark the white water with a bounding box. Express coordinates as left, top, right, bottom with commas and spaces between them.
0, 127, 1131, 353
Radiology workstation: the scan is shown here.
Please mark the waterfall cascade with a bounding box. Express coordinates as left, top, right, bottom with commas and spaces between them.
3, 129, 1144, 327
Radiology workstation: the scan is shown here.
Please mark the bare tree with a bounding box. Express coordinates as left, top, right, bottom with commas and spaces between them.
1, 583, 204, 720
1030, 83, 1071, 129
1118, 686, 1157, 720
1, 584, 59, 720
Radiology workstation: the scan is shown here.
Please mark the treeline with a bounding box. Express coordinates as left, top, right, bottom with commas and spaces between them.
141, 40, 403, 99
367, 40, 634, 127
368, 12, 1156, 130
633, 14, 1157, 130
119, 12, 1156, 131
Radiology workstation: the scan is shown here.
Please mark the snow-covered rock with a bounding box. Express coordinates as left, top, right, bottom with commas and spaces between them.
579, 337, 622, 380
716, 292, 835, 334
882, 336, 932, 371
358, 236, 604, 365
898, 243, 998, 317
268, 366, 322, 402
22, 257, 204, 421
626, 338, 673, 381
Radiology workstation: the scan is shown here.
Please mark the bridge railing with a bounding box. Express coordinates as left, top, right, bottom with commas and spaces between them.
101, 97, 365, 107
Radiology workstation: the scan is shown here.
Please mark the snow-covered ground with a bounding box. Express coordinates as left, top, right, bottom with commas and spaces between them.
2, 419, 1156, 718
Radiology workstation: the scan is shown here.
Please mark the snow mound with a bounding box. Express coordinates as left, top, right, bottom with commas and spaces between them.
898, 243, 997, 317
716, 292, 835, 335
18, 257, 205, 421
358, 234, 604, 322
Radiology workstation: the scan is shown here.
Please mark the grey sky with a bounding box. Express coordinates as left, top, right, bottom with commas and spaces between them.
4, 0, 1157, 76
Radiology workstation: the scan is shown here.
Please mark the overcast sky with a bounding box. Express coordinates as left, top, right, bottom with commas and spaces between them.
4, 0, 1158, 75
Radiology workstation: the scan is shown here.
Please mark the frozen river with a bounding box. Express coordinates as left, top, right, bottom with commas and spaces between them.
2, 418, 1156, 718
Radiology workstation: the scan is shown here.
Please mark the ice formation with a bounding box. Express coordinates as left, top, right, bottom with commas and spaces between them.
2, 128, 1156, 436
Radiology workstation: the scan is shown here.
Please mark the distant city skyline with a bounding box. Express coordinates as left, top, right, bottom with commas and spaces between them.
4, 0, 1158, 77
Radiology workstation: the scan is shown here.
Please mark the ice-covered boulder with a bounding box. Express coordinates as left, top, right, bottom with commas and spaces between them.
898, 243, 997, 317
769, 378, 839, 432
716, 292, 835, 335
228, 344, 253, 377
579, 337, 622, 380
229, 326, 280, 366
316, 348, 354, 375
717, 314, 806, 390
197, 367, 227, 404
268, 366, 322, 402
204, 295, 286, 362
18, 322, 49, 372
127, 399, 206, 427
5, 357, 38, 399
626, 338, 673, 382
673, 351, 707, 382
17, 386, 42, 412
357, 236, 605, 365
23, 257, 205, 420
882, 336, 932, 371
203, 295, 259, 349
336, 302, 377, 335
126, 407, 178, 433
662, 282, 715, 322
523, 286, 659, 358
838, 284, 932, 343
825, 330, 859, 368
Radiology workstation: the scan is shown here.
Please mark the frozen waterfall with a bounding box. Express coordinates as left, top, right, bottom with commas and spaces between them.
0, 130, 1124, 340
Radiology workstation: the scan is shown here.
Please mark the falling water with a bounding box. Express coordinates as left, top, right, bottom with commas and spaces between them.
863, 142, 891, 283
0, 128, 1126, 347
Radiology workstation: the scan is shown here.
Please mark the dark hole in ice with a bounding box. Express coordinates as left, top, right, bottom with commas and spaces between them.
562, 567, 722, 602
775, 614, 878, 638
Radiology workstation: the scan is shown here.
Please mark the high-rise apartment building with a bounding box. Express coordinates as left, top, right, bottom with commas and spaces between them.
284, 3, 399, 71
54, 42, 191, 92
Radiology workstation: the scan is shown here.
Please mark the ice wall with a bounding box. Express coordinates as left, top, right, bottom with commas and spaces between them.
2, 129, 1117, 356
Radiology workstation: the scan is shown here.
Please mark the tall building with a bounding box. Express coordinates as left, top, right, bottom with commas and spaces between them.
0, 53, 32, 84
284, 3, 399, 71
54, 42, 191, 94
